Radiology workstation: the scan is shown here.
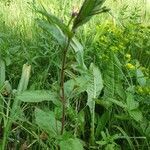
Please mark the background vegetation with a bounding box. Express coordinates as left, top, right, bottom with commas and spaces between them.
0, 0, 150, 149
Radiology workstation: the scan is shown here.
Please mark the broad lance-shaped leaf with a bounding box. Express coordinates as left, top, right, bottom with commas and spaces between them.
37, 19, 87, 69
16, 90, 59, 105
107, 98, 126, 108
73, 0, 109, 30
35, 108, 61, 136
129, 109, 143, 122
36, 7, 87, 69
17, 64, 31, 93
37, 19, 67, 47
103, 52, 119, 98
36, 8, 73, 47
126, 93, 143, 122
86, 63, 103, 143
126, 93, 139, 111
87, 63, 103, 108
11, 64, 31, 119
70, 37, 87, 70
136, 68, 146, 86
59, 138, 83, 150
37, 9, 73, 38
64, 75, 90, 99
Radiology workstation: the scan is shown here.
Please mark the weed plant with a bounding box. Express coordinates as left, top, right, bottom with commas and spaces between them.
0, 0, 150, 149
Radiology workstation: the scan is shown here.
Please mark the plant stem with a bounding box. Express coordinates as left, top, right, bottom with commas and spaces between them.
1, 120, 11, 150
60, 38, 71, 135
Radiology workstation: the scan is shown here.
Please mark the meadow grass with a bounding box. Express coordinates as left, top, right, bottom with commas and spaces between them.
0, 0, 150, 149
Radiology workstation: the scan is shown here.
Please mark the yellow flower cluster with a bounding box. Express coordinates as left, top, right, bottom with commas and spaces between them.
125, 63, 135, 70
136, 86, 150, 95
125, 53, 131, 60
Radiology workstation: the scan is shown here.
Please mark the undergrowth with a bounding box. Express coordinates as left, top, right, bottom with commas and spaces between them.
0, 0, 150, 149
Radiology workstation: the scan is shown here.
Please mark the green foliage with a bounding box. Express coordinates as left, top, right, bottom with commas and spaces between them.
70, 37, 87, 70
96, 129, 120, 150
73, 0, 110, 30
17, 90, 59, 105
35, 108, 61, 136
0, 64, 31, 149
86, 63, 103, 143
59, 138, 83, 150
37, 19, 68, 47
17, 64, 31, 93
0, 0, 150, 149
0, 59, 5, 88
126, 93, 143, 122
136, 68, 146, 86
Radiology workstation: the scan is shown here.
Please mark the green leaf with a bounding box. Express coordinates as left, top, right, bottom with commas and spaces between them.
70, 37, 87, 70
126, 93, 139, 110
105, 144, 115, 150
136, 68, 146, 86
86, 63, 103, 143
73, 0, 109, 30
37, 9, 72, 38
114, 126, 134, 149
126, 93, 143, 121
64, 76, 89, 99
37, 19, 67, 47
11, 64, 31, 120
115, 83, 126, 100
0, 59, 5, 88
95, 111, 109, 138
96, 140, 107, 145
96, 99, 112, 109
107, 98, 126, 108
129, 109, 143, 122
16, 90, 59, 105
35, 108, 61, 136
139, 119, 150, 138
87, 63, 103, 108
3, 81, 12, 94
59, 138, 83, 150
103, 53, 115, 97
17, 64, 31, 93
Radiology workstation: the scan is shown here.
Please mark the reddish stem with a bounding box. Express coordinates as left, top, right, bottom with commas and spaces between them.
60, 39, 71, 135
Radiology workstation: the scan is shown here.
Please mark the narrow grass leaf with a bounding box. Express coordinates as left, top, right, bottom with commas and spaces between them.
114, 125, 134, 150
0, 59, 5, 88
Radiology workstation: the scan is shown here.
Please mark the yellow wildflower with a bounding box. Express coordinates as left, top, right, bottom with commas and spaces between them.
137, 87, 143, 94
125, 63, 135, 70
125, 53, 131, 60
